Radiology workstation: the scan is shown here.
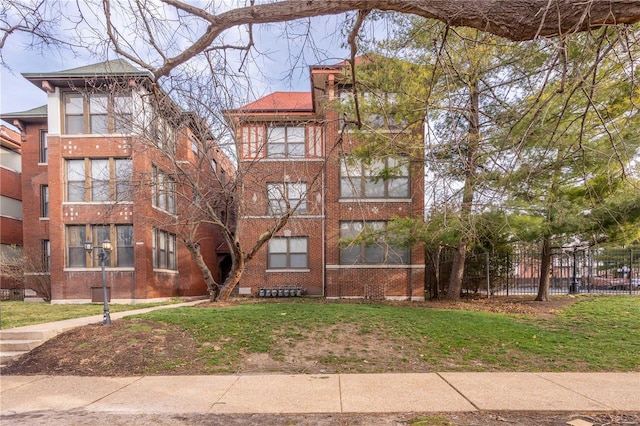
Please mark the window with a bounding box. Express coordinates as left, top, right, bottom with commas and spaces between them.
116, 225, 134, 267
340, 156, 410, 199
190, 136, 199, 154
65, 158, 132, 202
63, 91, 133, 135
115, 159, 133, 201
153, 228, 177, 270
150, 115, 175, 152
90, 94, 109, 134
267, 126, 305, 158
340, 221, 409, 265
91, 225, 111, 265
66, 159, 86, 202
66, 225, 87, 267
114, 94, 133, 134
267, 182, 307, 215
152, 166, 176, 214
42, 240, 50, 272
64, 93, 84, 134
39, 131, 48, 163
65, 224, 134, 268
268, 237, 308, 269
40, 185, 49, 218
91, 159, 110, 201
241, 124, 265, 158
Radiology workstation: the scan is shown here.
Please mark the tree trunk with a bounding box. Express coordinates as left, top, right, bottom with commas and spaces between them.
184, 240, 220, 301
216, 241, 245, 302
445, 78, 480, 300
536, 236, 552, 301
446, 241, 468, 299
427, 245, 443, 299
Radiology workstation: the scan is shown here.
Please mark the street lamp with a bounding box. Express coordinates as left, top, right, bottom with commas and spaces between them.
84, 239, 112, 325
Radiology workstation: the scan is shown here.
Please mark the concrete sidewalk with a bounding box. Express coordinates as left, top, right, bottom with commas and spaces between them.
2, 372, 639, 415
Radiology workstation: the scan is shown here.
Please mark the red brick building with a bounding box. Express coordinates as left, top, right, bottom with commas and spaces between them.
227, 61, 425, 299
1, 60, 232, 303
0, 125, 23, 292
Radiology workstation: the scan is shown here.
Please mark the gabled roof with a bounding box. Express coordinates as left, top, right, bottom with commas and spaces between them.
235, 92, 313, 112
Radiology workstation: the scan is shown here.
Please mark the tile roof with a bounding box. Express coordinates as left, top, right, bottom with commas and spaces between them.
237, 92, 313, 112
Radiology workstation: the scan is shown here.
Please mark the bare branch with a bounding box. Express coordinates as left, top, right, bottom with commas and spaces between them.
143, 0, 640, 78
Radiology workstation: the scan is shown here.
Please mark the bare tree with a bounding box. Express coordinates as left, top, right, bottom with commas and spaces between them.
121, 60, 326, 302
5, 0, 640, 302
0, 245, 51, 302
4, 1, 640, 73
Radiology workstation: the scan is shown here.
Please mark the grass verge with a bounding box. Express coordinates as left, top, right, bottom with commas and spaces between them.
0, 299, 186, 329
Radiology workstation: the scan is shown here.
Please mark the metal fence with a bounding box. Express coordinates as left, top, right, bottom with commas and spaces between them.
425, 245, 640, 297
0, 288, 25, 301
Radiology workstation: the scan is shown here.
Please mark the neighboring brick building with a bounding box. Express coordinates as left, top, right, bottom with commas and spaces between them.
0, 125, 23, 292
227, 60, 425, 299
1, 60, 232, 303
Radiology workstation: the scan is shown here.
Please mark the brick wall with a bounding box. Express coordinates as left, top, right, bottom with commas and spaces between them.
234, 65, 426, 300
19, 123, 226, 302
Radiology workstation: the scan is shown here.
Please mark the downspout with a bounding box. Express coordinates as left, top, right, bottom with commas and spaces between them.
322, 74, 335, 297
322, 163, 326, 297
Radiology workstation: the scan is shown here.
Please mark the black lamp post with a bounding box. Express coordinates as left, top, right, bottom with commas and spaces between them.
84, 239, 112, 325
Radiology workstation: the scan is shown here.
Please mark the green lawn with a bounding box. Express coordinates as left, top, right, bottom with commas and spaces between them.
0, 299, 185, 329
3, 296, 639, 373
132, 296, 640, 373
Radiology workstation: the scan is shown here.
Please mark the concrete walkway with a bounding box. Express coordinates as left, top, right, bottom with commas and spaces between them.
2, 372, 639, 415
2, 299, 205, 339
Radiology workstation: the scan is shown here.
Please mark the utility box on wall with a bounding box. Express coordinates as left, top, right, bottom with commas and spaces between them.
91, 287, 111, 303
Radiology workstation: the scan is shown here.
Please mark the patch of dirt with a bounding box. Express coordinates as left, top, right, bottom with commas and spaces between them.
2, 319, 202, 376
419, 295, 576, 318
